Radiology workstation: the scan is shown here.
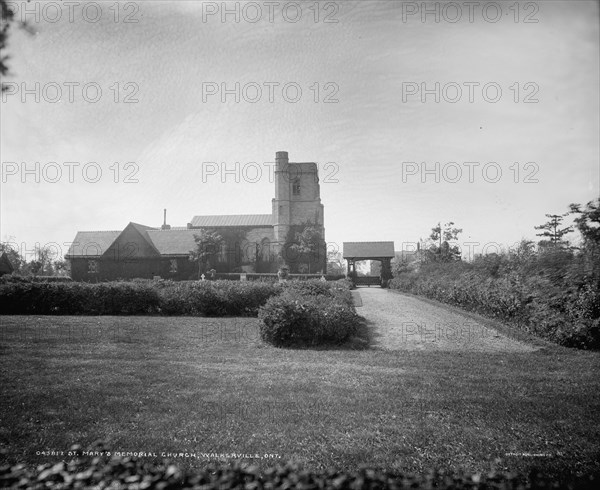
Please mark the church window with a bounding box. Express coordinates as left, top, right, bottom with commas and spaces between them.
218, 244, 227, 263
169, 259, 178, 273
292, 179, 301, 196
87, 259, 99, 274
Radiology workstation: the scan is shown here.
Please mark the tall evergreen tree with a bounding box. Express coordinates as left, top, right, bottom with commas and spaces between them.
534, 213, 573, 249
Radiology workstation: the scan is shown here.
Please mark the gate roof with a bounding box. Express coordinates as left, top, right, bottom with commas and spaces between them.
343, 242, 395, 259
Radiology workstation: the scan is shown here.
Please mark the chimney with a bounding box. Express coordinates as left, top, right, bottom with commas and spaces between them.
161, 209, 171, 230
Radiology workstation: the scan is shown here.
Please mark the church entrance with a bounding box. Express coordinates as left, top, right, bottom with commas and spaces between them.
342, 242, 395, 288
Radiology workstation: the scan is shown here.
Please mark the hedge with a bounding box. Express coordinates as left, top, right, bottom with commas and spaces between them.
0, 279, 352, 320
258, 282, 359, 348
0, 281, 279, 317
0, 275, 72, 283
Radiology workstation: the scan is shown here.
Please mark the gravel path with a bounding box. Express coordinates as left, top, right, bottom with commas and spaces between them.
355, 288, 536, 352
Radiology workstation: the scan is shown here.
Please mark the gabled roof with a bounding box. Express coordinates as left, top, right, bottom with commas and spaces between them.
146, 229, 199, 255
66, 228, 211, 258
66, 231, 122, 257
65, 223, 161, 258
343, 242, 395, 259
190, 214, 273, 228
121, 222, 161, 257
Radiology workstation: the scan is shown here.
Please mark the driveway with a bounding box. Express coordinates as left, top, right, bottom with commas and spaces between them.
354, 288, 537, 352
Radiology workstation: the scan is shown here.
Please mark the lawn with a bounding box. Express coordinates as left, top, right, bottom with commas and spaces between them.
0, 315, 599, 483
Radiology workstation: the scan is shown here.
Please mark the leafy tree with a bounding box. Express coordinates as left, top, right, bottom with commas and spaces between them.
282, 222, 325, 273
1, 0, 34, 92
189, 229, 224, 278
327, 250, 345, 275
1, 0, 15, 91
54, 259, 70, 276
289, 224, 325, 274
0, 241, 22, 272
216, 228, 247, 270
535, 213, 573, 250
427, 221, 462, 262
570, 199, 600, 247
569, 198, 600, 284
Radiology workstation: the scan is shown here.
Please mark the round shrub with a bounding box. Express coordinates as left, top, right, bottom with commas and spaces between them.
258, 292, 359, 347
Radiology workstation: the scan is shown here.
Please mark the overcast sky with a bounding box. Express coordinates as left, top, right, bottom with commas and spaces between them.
1, 0, 598, 261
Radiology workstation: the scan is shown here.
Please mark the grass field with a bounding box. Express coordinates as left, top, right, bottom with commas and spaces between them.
0, 315, 599, 482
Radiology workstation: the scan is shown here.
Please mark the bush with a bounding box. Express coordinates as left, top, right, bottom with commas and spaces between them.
280, 279, 334, 298
258, 291, 359, 347
0, 275, 72, 284
0, 282, 160, 315
0, 278, 349, 322
0, 280, 279, 317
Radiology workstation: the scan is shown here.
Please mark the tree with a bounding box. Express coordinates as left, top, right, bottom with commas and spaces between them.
35, 245, 54, 275
1, 0, 34, 92
1, 0, 15, 91
282, 222, 325, 273
427, 221, 462, 262
569, 199, 600, 283
54, 259, 70, 276
289, 224, 325, 274
0, 241, 22, 272
189, 229, 224, 279
535, 213, 573, 250
327, 250, 345, 275
570, 199, 600, 248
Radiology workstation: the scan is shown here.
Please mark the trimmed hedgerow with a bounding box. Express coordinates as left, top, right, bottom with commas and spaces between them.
0, 275, 73, 283
0, 280, 279, 317
1, 444, 597, 489
157, 280, 279, 317
0, 281, 161, 315
258, 290, 359, 348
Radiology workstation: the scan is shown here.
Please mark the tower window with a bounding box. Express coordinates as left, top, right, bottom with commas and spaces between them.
292, 179, 300, 196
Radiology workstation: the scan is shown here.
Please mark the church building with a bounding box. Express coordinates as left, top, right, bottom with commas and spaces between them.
66, 151, 326, 281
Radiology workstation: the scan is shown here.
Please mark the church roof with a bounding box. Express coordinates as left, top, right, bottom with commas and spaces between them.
66, 226, 247, 258
343, 242, 395, 259
146, 229, 199, 255
66, 231, 122, 257
190, 214, 273, 227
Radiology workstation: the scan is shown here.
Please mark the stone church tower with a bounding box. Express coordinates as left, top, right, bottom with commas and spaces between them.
272, 151, 325, 256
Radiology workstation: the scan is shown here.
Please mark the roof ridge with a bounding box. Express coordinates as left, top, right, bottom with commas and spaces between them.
77, 230, 122, 233
191, 213, 271, 216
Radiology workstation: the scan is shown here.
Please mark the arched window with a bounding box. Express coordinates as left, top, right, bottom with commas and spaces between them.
261, 238, 271, 262
292, 178, 300, 196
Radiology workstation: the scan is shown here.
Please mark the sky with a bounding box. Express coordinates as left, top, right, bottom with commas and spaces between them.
1, 0, 598, 262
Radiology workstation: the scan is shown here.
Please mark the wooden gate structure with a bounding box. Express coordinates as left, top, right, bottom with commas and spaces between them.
342, 242, 395, 288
